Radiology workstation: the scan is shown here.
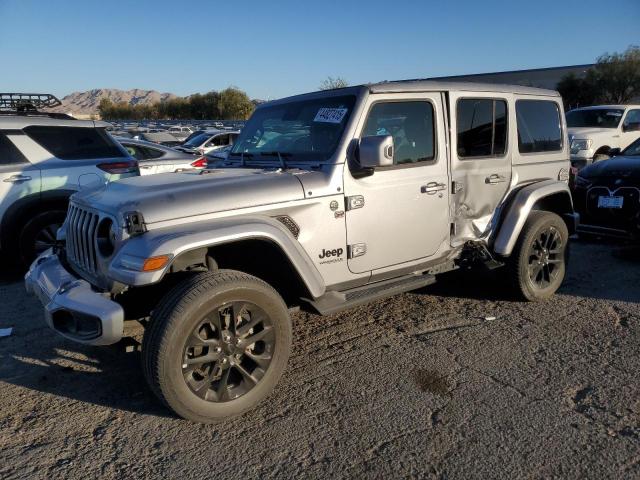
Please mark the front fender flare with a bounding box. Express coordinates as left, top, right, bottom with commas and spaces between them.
108, 216, 326, 298
493, 180, 574, 257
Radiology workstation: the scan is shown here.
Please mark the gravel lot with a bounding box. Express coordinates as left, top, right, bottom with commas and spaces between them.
0, 240, 639, 479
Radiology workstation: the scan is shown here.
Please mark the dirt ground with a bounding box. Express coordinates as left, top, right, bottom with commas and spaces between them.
0, 239, 639, 479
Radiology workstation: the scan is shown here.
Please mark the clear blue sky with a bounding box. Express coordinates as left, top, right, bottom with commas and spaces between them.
1, 0, 638, 100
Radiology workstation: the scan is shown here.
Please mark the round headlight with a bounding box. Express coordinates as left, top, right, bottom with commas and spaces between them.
97, 218, 116, 257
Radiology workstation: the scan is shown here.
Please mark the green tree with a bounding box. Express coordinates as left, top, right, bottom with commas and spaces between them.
218, 87, 254, 120
589, 46, 640, 104
319, 76, 349, 90
202, 91, 221, 119
98, 98, 115, 119
556, 73, 597, 110
557, 45, 640, 108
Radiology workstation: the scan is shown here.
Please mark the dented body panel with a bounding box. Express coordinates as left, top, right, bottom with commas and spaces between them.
493, 180, 574, 256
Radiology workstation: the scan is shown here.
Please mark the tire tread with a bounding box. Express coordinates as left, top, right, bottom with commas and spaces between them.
142, 270, 287, 421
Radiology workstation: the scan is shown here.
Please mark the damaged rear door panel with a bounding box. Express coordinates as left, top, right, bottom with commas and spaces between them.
448, 92, 514, 246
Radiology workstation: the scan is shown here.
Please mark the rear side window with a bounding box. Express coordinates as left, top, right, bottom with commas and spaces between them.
140, 146, 164, 159
210, 134, 229, 147
0, 133, 29, 165
516, 100, 563, 153
457, 99, 507, 158
24, 126, 126, 160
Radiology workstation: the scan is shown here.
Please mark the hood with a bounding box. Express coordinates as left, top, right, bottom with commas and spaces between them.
568, 127, 616, 139
579, 155, 640, 179
73, 168, 305, 224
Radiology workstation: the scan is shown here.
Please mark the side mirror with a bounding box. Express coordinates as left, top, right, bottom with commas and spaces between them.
608, 147, 621, 157
623, 122, 640, 132
359, 135, 394, 169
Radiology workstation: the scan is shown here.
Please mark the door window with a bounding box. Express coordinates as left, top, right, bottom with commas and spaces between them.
623, 109, 640, 130
516, 100, 563, 153
0, 134, 29, 165
362, 101, 435, 165
213, 134, 229, 146
456, 99, 507, 158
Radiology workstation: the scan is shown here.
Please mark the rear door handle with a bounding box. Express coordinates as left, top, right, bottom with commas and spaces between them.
3, 174, 32, 183
486, 174, 507, 185
421, 182, 447, 194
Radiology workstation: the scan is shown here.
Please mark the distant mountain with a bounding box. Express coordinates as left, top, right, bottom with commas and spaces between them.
49, 88, 179, 116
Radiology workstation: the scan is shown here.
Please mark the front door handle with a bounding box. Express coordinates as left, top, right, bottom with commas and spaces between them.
486, 174, 507, 185
421, 182, 447, 194
3, 174, 32, 183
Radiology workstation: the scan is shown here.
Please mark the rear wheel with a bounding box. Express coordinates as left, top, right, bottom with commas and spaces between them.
18, 210, 66, 266
142, 270, 292, 423
508, 211, 569, 301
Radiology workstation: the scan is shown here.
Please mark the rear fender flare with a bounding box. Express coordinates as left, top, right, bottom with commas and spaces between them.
493, 180, 574, 256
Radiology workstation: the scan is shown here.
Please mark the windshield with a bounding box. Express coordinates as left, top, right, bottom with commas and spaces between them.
623, 137, 640, 156
566, 109, 624, 128
183, 133, 211, 147
230, 95, 356, 161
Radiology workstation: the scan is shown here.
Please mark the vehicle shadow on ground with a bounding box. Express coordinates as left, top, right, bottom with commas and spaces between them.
0, 259, 25, 285
1, 339, 174, 419
418, 239, 640, 304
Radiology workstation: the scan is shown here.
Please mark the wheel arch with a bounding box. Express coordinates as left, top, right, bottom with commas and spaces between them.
493, 180, 575, 257
1, 189, 74, 250
108, 217, 326, 299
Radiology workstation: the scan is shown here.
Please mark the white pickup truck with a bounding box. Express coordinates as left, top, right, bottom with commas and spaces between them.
566, 105, 640, 167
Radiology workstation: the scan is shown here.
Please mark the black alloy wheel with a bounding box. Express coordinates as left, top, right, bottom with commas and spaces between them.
182, 301, 275, 402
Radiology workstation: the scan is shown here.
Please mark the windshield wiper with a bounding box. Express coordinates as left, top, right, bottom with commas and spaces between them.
260, 151, 293, 169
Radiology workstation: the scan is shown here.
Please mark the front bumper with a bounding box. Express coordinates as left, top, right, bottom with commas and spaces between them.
24, 250, 124, 346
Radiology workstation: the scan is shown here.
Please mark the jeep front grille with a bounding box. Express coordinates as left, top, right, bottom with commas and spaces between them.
66, 204, 100, 274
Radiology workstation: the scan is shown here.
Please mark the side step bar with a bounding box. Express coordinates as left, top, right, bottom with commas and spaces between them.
306, 273, 436, 315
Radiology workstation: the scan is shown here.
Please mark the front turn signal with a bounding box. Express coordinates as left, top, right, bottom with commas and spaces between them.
142, 255, 170, 271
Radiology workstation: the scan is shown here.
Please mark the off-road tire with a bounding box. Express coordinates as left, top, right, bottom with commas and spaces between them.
508, 211, 569, 301
142, 270, 292, 423
18, 210, 66, 266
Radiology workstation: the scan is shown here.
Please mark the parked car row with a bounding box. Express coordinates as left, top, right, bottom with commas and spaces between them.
571, 136, 640, 240
0, 94, 139, 264
106, 120, 245, 145
117, 137, 208, 175
6, 84, 640, 424
0, 94, 244, 265
2, 92, 638, 270
566, 104, 640, 167
174, 130, 240, 156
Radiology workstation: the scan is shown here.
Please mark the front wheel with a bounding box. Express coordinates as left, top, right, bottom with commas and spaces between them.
142, 270, 292, 423
507, 211, 569, 301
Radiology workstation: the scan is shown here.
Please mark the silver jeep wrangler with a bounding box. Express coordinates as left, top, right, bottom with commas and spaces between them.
26, 80, 576, 423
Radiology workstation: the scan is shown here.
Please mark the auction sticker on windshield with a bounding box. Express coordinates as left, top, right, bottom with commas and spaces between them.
314, 108, 348, 124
